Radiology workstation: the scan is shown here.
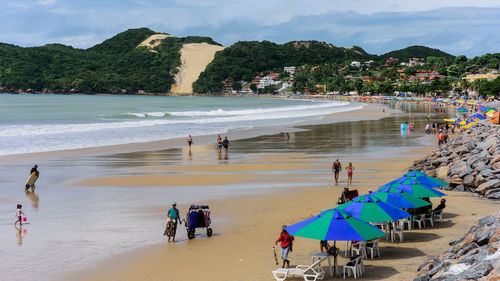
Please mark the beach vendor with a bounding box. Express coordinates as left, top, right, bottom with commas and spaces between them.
275, 225, 294, 268
332, 159, 342, 185
165, 203, 180, 242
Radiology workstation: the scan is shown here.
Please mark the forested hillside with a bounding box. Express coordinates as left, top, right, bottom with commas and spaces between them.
381, 46, 454, 60
193, 41, 374, 93
0, 28, 220, 93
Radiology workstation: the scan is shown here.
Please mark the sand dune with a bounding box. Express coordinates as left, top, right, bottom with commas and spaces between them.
171, 43, 224, 94
137, 34, 173, 51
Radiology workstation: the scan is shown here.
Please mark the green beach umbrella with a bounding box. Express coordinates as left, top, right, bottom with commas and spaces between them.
385, 171, 448, 188
286, 209, 385, 241
335, 194, 411, 222
371, 189, 431, 209
380, 179, 446, 198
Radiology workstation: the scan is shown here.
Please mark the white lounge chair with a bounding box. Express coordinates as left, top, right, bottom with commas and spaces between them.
272, 258, 326, 281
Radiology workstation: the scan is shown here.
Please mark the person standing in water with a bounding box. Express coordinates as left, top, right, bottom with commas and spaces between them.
346, 163, 355, 186
15, 204, 24, 226
222, 136, 229, 153
332, 159, 342, 185
217, 135, 223, 152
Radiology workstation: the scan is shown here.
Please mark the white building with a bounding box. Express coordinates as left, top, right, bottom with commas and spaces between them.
283, 66, 296, 73
350, 61, 361, 67
278, 81, 293, 93
257, 76, 281, 89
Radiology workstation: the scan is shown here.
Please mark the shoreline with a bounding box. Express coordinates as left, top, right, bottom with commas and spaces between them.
0, 102, 400, 165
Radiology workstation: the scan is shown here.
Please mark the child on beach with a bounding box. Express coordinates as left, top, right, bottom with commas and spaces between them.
15, 204, 24, 226
346, 163, 354, 186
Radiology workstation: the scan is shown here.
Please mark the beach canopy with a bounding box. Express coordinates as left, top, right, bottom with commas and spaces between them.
371, 190, 432, 209
380, 179, 447, 198
286, 209, 386, 241
457, 108, 468, 112
335, 194, 411, 222
385, 171, 448, 188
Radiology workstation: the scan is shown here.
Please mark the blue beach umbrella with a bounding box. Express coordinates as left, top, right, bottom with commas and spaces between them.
371, 190, 432, 209
380, 179, 447, 198
286, 209, 386, 241
335, 194, 411, 222
385, 171, 448, 188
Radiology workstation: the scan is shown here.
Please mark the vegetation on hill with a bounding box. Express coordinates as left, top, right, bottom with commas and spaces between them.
381, 45, 454, 60
193, 41, 375, 93
0, 28, 221, 93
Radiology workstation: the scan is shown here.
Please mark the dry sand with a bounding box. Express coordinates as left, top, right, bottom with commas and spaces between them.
68, 145, 500, 281
138, 34, 173, 51
171, 43, 225, 94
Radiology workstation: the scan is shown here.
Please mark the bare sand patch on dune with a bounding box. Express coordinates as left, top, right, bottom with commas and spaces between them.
171, 43, 225, 94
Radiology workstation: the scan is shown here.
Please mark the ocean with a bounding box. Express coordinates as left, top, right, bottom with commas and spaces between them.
0, 94, 361, 155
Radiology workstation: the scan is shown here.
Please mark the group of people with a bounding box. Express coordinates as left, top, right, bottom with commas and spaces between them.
186, 135, 230, 153
332, 159, 355, 186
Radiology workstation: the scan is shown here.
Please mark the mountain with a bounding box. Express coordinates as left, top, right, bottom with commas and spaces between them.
193, 41, 375, 93
0, 28, 221, 93
381, 45, 454, 60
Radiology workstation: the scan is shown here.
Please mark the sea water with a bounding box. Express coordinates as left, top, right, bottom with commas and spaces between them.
0, 94, 361, 155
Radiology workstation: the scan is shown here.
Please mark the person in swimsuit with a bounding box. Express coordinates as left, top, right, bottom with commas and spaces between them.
332, 159, 342, 185
187, 135, 193, 149
217, 135, 223, 152
346, 163, 354, 186
222, 136, 229, 153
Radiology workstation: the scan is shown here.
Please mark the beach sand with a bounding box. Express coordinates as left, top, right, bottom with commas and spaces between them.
67, 145, 499, 281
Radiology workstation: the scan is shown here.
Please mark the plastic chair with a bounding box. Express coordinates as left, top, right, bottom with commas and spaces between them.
424, 213, 434, 227
391, 223, 404, 243
413, 215, 424, 229
343, 256, 360, 279
400, 217, 412, 230
433, 209, 443, 223
351, 241, 367, 259
366, 239, 380, 259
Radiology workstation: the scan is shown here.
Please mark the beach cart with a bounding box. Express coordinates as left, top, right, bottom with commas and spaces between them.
185, 205, 212, 239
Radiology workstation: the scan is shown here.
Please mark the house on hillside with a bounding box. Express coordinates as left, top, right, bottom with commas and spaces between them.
401, 58, 425, 67
383, 57, 399, 67
278, 81, 293, 93
257, 74, 281, 89
283, 66, 296, 74
407, 71, 444, 82
350, 61, 361, 67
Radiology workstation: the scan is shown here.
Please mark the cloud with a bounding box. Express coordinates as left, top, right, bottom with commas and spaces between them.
0, 1, 499, 57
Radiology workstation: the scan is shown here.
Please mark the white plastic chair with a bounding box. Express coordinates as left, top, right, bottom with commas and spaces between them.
391, 223, 404, 243
272, 258, 326, 281
424, 213, 434, 227
400, 217, 412, 230
413, 215, 424, 229
366, 239, 380, 259
433, 210, 443, 223
343, 256, 361, 279
351, 241, 367, 259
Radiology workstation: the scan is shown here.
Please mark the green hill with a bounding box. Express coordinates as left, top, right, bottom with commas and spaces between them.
0, 28, 220, 93
193, 41, 374, 93
381, 45, 454, 60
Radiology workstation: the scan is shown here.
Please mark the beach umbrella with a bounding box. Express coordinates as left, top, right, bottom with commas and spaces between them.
380, 179, 446, 198
286, 209, 386, 241
457, 108, 468, 112
479, 106, 487, 111
469, 113, 486, 120
371, 190, 431, 209
385, 171, 448, 188
335, 194, 411, 222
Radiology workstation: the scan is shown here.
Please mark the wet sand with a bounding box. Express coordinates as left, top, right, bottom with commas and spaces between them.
1, 101, 479, 281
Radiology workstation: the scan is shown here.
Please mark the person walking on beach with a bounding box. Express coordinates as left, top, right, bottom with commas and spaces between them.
346, 163, 354, 186
438, 132, 443, 146
187, 135, 193, 149
222, 136, 229, 153
275, 225, 294, 268
166, 203, 180, 242
15, 204, 24, 226
217, 135, 223, 152
332, 159, 342, 185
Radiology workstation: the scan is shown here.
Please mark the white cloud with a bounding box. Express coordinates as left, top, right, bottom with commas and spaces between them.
37, 0, 57, 6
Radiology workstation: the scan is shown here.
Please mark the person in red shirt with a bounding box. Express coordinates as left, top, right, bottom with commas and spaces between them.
275, 225, 294, 268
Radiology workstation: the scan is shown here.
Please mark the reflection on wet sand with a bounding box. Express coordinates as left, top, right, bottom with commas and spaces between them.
25, 190, 39, 210
15, 226, 27, 247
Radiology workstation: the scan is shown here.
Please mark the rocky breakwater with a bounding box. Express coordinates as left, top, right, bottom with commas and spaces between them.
413, 211, 500, 280
411, 122, 500, 199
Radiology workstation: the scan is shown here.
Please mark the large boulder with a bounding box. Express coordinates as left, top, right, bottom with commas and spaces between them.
437, 166, 450, 180
476, 179, 500, 195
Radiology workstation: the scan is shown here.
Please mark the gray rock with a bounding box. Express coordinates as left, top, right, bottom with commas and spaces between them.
486, 190, 500, 199
454, 184, 466, 191
458, 166, 473, 178
476, 179, 500, 195
463, 175, 475, 186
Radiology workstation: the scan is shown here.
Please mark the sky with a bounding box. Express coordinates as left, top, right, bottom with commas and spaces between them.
1, 0, 500, 57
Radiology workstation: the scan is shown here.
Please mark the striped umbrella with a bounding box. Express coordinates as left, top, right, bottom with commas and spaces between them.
286, 209, 385, 241
379, 179, 446, 198
371, 190, 431, 209
335, 194, 411, 222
